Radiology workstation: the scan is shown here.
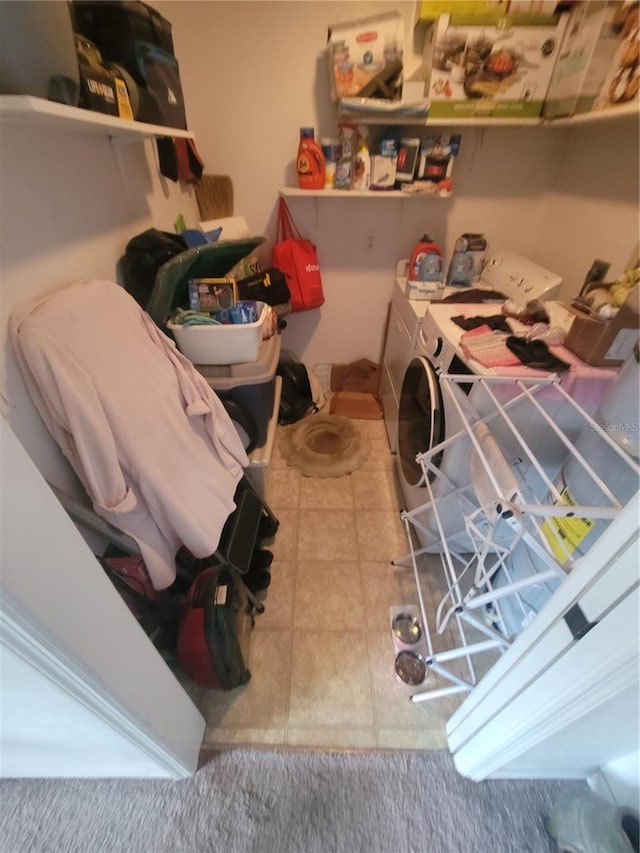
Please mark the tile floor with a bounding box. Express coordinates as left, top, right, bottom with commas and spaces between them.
177, 415, 473, 751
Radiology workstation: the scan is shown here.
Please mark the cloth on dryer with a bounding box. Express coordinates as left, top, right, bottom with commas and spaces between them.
452, 314, 512, 333
9, 278, 249, 590
459, 325, 522, 368
505, 336, 571, 372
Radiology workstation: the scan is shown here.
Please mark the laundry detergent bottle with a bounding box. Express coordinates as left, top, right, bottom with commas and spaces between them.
297, 127, 326, 190
409, 234, 443, 282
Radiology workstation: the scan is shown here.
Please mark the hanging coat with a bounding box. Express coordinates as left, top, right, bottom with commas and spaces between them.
9, 278, 249, 589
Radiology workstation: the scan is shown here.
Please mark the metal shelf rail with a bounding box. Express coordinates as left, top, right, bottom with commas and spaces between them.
393, 373, 640, 704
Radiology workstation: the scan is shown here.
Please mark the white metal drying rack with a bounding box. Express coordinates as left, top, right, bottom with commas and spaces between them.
393, 373, 640, 704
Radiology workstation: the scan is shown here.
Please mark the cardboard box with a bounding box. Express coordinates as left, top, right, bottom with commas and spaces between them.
564, 301, 639, 367
543, 2, 622, 119
327, 12, 404, 102
330, 359, 380, 394
329, 391, 383, 420
426, 12, 568, 118
417, 2, 564, 25
592, 2, 640, 111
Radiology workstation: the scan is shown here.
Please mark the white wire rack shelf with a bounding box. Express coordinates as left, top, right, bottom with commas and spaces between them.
392, 373, 640, 704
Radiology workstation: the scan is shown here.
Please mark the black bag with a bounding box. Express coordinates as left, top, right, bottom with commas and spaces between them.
276, 353, 319, 425
72, 1, 187, 128
121, 228, 186, 308
236, 268, 291, 310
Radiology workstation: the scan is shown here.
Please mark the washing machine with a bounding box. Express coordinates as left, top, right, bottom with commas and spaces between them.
396, 251, 619, 552
379, 260, 462, 453
396, 251, 567, 522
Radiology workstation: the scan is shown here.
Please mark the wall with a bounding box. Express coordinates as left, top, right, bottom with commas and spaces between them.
159, 0, 638, 368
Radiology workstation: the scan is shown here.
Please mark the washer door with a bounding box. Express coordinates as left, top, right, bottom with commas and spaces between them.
397, 357, 445, 489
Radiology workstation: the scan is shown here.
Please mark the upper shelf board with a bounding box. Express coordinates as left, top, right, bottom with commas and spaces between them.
337, 100, 639, 127
0, 95, 194, 140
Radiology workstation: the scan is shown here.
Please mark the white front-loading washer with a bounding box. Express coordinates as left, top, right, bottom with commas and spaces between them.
379, 269, 432, 453
395, 252, 568, 538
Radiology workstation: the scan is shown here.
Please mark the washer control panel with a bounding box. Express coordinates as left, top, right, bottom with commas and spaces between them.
481, 252, 562, 303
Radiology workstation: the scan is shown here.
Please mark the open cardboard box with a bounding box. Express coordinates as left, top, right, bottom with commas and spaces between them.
329, 359, 383, 419
564, 300, 639, 367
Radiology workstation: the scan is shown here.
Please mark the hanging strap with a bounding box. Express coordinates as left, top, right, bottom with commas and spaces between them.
276, 198, 303, 242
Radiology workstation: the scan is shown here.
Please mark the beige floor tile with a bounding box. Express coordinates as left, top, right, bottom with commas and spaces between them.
255, 559, 295, 631
269, 436, 288, 469
288, 630, 375, 728
377, 728, 449, 750
367, 629, 459, 731
293, 561, 363, 631
361, 561, 419, 632
199, 629, 291, 729
360, 438, 395, 471
299, 475, 354, 510
264, 467, 301, 509
270, 509, 298, 560
351, 419, 387, 440
203, 727, 285, 747
352, 469, 399, 510
286, 727, 377, 749
356, 509, 408, 562
297, 510, 358, 561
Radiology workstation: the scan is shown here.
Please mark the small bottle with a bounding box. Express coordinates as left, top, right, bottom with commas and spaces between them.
335, 124, 356, 190
297, 128, 326, 190
352, 128, 371, 192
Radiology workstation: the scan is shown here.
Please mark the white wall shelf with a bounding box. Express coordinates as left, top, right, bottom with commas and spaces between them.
0, 95, 194, 140
280, 187, 450, 199
337, 101, 639, 128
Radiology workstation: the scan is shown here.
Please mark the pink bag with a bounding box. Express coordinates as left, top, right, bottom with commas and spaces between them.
272, 198, 325, 312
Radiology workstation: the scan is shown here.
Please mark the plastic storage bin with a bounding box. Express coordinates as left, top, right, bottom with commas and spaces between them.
196, 332, 281, 448
168, 302, 269, 366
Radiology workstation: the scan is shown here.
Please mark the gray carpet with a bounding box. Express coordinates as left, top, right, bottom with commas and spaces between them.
0, 747, 573, 853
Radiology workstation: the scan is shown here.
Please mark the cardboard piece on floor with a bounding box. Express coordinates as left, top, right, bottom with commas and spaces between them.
330, 391, 383, 420
330, 359, 380, 394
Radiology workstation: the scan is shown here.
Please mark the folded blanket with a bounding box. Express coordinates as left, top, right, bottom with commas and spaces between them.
460, 325, 522, 368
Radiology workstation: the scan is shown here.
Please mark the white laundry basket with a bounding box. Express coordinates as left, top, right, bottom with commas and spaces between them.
168, 302, 268, 365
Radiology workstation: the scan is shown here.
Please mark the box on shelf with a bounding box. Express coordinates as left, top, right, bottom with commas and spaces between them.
167, 301, 269, 366
417, 2, 562, 25
592, 2, 640, 112
327, 11, 404, 103
543, 1, 623, 119
426, 12, 568, 119
564, 300, 639, 367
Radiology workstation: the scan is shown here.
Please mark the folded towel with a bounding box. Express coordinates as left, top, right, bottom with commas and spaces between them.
460, 325, 522, 368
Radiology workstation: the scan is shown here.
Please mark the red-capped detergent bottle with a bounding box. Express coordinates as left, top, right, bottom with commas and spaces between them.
297, 127, 326, 190
408, 235, 443, 282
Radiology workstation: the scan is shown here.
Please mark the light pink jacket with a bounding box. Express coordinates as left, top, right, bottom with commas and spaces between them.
10, 279, 249, 589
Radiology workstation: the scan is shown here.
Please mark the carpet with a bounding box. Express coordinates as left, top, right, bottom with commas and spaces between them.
0, 747, 575, 853
279, 413, 371, 477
